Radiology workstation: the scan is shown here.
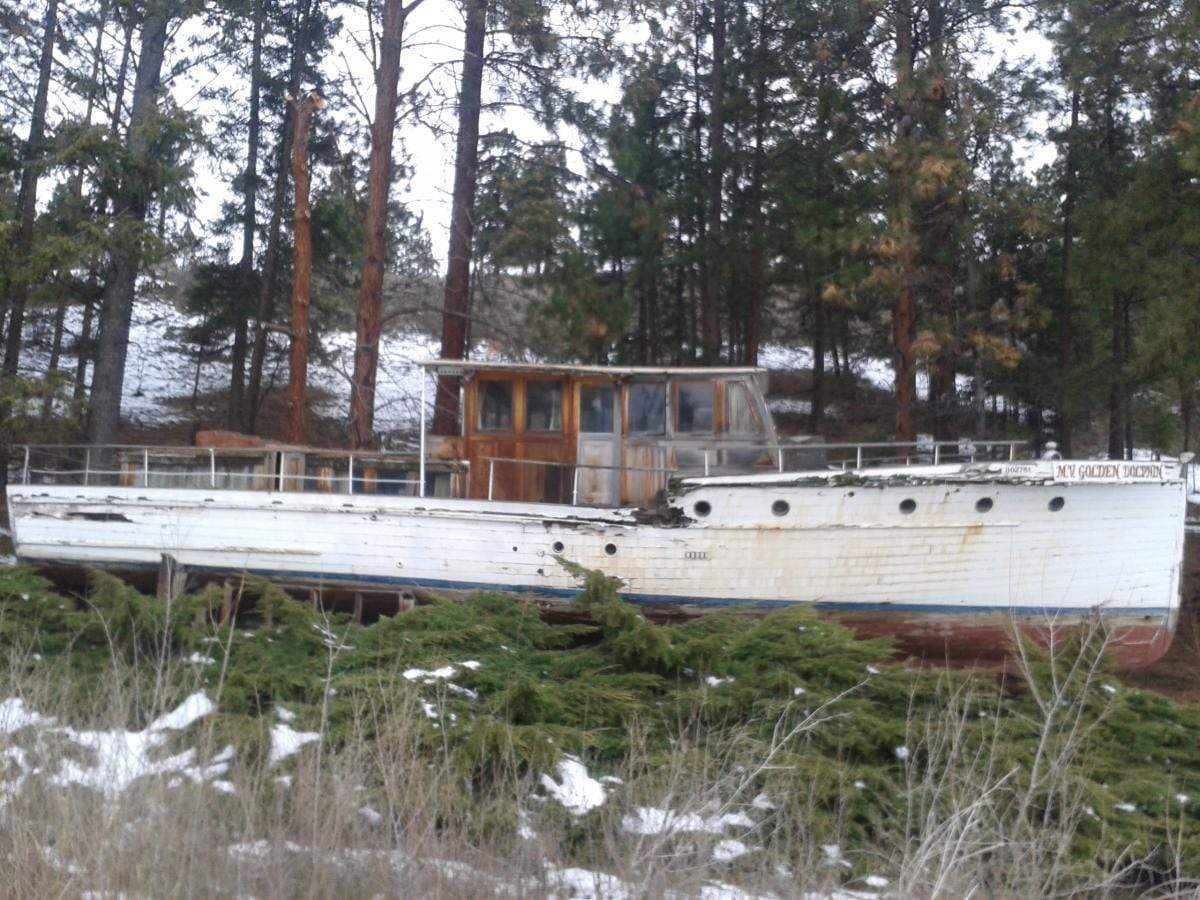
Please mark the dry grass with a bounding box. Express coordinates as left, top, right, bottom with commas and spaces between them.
2, 576, 1199, 898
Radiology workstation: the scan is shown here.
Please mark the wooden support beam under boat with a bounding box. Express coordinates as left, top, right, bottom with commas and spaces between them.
220, 579, 234, 626
156, 554, 187, 602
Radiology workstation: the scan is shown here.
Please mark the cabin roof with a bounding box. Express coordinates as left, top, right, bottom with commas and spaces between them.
417, 359, 766, 378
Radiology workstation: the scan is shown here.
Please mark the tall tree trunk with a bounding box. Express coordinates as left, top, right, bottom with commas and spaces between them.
286, 94, 319, 446
966, 245, 986, 437
349, 0, 408, 448
1107, 292, 1123, 460
53, 0, 108, 412
75, 2, 127, 405
922, 0, 957, 442
3, 0, 60, 376
39, 302, 67, 419
245, 0, 315, 433
891, 0, 917, 444
811, 286, 825, 434
73, 296, 95, 402
1182, 381, 1194, 453
433, 0, 487, 436
1122, 294, 1132, 457
229, 0, 265, 430
745, 43, 766, 367
1056, 88, 1079, 456
87, 2, 174, 447
698, 0, 726, 363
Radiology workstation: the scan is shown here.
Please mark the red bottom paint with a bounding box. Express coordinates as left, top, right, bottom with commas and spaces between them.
828, 611, 1174, 672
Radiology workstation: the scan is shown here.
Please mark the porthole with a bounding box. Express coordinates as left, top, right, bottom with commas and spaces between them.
693, 500, 712, 518
552, 541, 565, 553
604, 543, 618, 556
771, 499, 790, 517
1048, 496, 1065, 512
899, 499, 917, 515
975, 498, 993, 513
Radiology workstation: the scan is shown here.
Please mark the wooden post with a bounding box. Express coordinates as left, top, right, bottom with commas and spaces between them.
309, 588, 319, 611
156, 554, 187, 602
353, 591, 364, 624
221, 579, 234, 626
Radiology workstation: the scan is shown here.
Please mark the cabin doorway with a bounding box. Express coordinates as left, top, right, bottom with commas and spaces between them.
575, 381, 619, 506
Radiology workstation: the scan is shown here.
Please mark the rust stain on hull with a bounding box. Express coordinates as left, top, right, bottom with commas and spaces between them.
825, 611, 1173, 672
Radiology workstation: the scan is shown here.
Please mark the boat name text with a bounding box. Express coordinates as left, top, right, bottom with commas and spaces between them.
1053, 462, 1165, 481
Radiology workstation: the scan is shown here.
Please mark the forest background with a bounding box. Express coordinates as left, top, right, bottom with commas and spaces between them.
2, 0, 1200, 457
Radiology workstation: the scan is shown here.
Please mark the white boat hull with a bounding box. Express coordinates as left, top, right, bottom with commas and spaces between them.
7, 460, 1187, 669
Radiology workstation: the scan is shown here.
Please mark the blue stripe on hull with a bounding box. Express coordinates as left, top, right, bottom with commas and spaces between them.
49, 559, 1167, 619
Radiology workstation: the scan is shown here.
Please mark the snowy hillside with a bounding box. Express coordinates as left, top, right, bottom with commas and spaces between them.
17, 299, 912, 435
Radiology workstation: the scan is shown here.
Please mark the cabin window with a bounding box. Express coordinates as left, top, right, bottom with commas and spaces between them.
676, 382, 714, 433
526, 380, 563, 432
478, 380, 514, 431
727, 382, 763, 434
628, 383, 666, 434
581, 385, 615, 433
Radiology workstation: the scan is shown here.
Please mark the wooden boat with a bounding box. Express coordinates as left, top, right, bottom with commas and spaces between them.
6, 360, 1191, 670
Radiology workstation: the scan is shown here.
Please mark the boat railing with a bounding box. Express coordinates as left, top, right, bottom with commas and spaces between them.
12, 438, 1027, 506
481, 439, 1029, 505
11, 444, 467, 497
804, 439, 1026, 471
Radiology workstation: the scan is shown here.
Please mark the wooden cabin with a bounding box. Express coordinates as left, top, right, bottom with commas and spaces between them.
421, 361, 783, 507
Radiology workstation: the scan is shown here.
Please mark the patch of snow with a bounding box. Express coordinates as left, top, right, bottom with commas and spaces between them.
701, 882, 780, 900
863, 875, 889, 888
0, 698, 55, 733
227, 839, 306, 860
184, 652, 216, 665
275, 706, 297, 723
540, 756, 607, 816
853, 780, 867, 790
821, 843, 852, 869
547, 865, 631, 899
865, 665, 880, 675
1114, 802, 1137, 813
894, 746, 910, 761
1101, 684, 1118, 695
518, 809, 537, 840
403, 665, 459, 682
713, 839, 751, 862
705, 676, 735, 687
750, 793, 776, 811
268, 723, 320, 766
360, 806, 383, 825
13, 693, 218, 798
40, 845, 84, 876
1176, 793, 1190, 805
718, 811, 755, 829
444, 682, 479, 701
621, 806, 756, 836
421, 701, 438, 719
460, 660, 482, 670
211, 779, 236, 795
792, 687, 806, 696
767, 398, 812, 416
148, 693, 215, 732
758, 345, 815, 371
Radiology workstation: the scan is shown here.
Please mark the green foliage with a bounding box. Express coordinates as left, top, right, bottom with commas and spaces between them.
4, 563, 1200, 880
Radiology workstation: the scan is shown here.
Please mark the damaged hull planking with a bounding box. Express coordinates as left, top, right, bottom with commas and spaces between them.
7, 460, 1187, 671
